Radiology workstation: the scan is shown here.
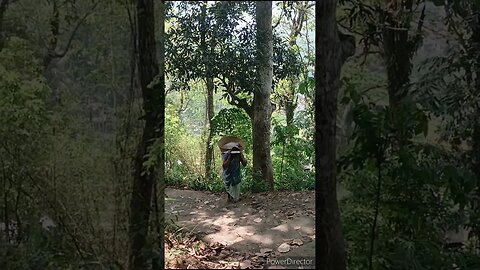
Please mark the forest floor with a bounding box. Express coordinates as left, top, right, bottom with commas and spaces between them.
165, 187, 348, 269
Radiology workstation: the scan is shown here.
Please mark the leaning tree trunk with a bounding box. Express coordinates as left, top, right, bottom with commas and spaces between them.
315, 0, 355, 269
253, 1, 274, 190
128, 0, 165, 269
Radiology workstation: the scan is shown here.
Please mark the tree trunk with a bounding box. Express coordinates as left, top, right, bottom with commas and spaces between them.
205, 77, 214, 179
383, 31, 412, 108
472, 13, 480, 246
253, 1, 274, 190
472, 119, 480, 246
315, 0, 354, 269
382, 0, 420, 108
128, 0, 164, 269
283, 1, 308, 127
155, 2, 165, 268
200, 1, 214, 179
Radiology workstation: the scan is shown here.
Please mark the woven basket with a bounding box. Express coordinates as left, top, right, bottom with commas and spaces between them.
217, 136, 245, 151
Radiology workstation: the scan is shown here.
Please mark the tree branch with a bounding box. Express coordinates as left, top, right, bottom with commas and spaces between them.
55, 1, 99, 58
273, 2, 285, 30
416, 4, 426, 36
43, 1, 99, 69
219, 77, 253, 118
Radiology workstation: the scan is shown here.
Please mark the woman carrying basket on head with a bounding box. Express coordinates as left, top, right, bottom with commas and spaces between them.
218, 136, 247, 203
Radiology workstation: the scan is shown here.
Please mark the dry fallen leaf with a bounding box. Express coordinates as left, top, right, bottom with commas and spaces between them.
277, 243, 291, 253
291, 239, 304, 246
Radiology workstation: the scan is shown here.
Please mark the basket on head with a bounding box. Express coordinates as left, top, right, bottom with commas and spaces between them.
217, 136, 245, 151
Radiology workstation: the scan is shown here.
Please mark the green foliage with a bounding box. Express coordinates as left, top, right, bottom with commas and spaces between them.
412, 2, 480, 245
0, 37, 117, 268
211, 107, 252, 155
297, 76, 314, 97
1, 225, 76, 269
165, 103, 204, 175
241, 166, 269, 193
166, 163, 224, 192
274, 167, 314, 191
166, 1, 302, 107
338, 79, 480, 269
273, 34, 304, 83
0, 38, 50, 137
0, 35, 127, 268
0, 36, 52, 220
271, 114, 314, 191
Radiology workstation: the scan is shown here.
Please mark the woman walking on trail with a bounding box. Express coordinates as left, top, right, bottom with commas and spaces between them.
218, 136, 247, 203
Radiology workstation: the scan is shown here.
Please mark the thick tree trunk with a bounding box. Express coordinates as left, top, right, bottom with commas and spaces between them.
205, 76, 214, 178
382, 0, 419, 108
253, 1, 274, 190
472, 120, 480, 246
472, 16, 480, 246
128, 0, 164, 269
315, 0, 354, 269
154, 2, 165, 268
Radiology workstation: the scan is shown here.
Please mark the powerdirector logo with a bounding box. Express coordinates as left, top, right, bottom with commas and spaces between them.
266, 257, 315, 267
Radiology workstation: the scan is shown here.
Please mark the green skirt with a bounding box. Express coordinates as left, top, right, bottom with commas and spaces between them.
226, 182, 241, 201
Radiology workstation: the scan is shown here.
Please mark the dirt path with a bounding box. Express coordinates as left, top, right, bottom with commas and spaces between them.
165, 188, 316, 269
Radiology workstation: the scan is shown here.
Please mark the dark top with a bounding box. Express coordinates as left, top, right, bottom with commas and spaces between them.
221, 152, 242, 186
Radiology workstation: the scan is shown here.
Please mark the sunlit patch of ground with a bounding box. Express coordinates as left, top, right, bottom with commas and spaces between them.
165, 187, 318, 269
